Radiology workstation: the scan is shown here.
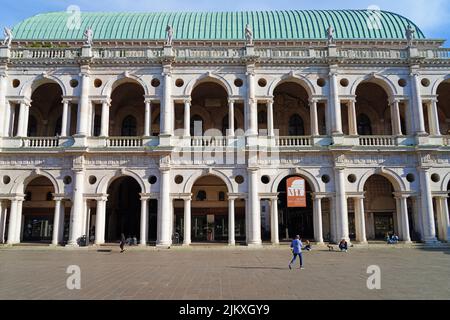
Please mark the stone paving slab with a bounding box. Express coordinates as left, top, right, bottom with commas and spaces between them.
0, 246, 449, 300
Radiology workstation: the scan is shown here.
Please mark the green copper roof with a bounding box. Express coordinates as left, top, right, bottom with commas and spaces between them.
12, 10, 425, 41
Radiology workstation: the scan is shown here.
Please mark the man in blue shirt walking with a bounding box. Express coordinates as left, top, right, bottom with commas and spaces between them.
289, 235, 304, 269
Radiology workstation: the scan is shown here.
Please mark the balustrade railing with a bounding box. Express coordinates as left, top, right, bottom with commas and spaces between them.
359, 136, 396, 146
106, 137, 144, 147
22, 137, 60, 148
275, 136, 312, 147
443, 136, 450, 146
11, 48, 81, 59
191, 136, 228, 147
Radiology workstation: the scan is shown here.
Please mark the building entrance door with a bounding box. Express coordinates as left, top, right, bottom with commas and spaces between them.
374, 213, 394, 239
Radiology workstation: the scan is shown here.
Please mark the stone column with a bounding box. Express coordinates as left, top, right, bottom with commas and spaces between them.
228, 99, 235, 137
144, 99, 152, 137
247, 69, 257, 136
15, 200, 23, 243
52, 197, 63, 245
435, 197, 450, 242
100, 99, 110, 137
76, 72, 91, 135
410, 71, 426, 134
227, 197, 235, 245
329, 71, 343, 135
354, 196, 367, 243
313, 195, 324, 244
270, 197, 279, 244
334, 167, 349, 242
390, 99, 402, 136
161, 70, 173, 136
68, 170, 85, 246
183, 99, 191, 137
140, 195, 149, 246
157, 168, 171, 247
396, 195, 411, 242
418, 168, 437, 243
3, 101, 12, 137
309, 99, 319, 136
7, 199, 19, 244
95, 196, 107, 245
248, 168, 261, 245
17, 101, 30, 137
428, 99, 441, 136
0, 73, 7, 136
0, 201, 5, 243
61, 100, 70, 136
267, 99, 274, 137
348, 99, 358, 136
183, 197, 191, 245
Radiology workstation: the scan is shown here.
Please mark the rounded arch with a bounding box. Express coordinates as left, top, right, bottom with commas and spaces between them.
102, 74, 149, 97
268, 74, 315, 97
270, 168, 320, 193
96, 170, 146, 194
441, 172, 450, 193
431, 74, 450, 95
12, 170, 61, 195
183, 170, 234, 194
20, 75, 67, 98
350, 74, 397, 97
184, 74, 232, 97
357, 168, 406, 193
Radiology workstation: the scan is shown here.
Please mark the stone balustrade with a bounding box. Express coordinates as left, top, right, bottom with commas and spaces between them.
275, 136, 312, 147
191, 136, 228, 147
22, 137, 60, 148
358, 135, 397, 147
106, 137, 144, 148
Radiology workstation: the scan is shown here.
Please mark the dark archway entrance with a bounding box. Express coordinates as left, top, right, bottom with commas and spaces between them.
277, 175, 314, 240
106, 176, 141, 241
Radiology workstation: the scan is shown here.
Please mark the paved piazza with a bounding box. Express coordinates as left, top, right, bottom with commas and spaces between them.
0, 246, 449, 300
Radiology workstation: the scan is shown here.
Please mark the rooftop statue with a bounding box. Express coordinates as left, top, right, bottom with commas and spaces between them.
405, 25, 415, 47
2, 27, 12, 47
166, 25, 174, 46
327, 25, 335, 44
83, 27, 94, 46
245, 24, 253, 45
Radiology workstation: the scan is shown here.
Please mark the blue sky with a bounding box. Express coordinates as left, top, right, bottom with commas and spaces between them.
1, 0, 449, 45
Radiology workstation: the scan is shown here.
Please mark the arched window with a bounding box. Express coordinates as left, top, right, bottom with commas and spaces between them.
121, 115, 137, 136
288, 114, 305, 136
196, 190, 207, 201
357, 114, 372, 135
191, 115, 204, 136
28, 115, 38, 137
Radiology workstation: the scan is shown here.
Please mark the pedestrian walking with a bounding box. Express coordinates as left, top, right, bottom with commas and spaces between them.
120, 233, 126, 253
288, 235, 304, 270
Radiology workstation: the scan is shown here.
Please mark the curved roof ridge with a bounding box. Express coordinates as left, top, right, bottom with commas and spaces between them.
11, 10, 426, 41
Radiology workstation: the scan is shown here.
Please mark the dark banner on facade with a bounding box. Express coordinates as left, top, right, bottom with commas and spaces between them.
286, 177, 306, 207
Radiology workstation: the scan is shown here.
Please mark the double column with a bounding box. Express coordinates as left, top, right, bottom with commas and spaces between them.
99, 98, 111, 137
183, 98, 191, 137
16, 99, 31, 137
353, 195, 367, 243
94, 194, 107, 245
0, 73, 7, 137
61, 98, 72, 137
312, 194, 324, 244
389, 98, 403, 136
139, 194, 150, 246
435, 195, 450, 242
309, 98, 320, 136
7, 196, 24, 244
393, 193, 411, 242
426, 98, 441, 136
51, 196, 66, 245
270, 196, 279, 244
418, 167, 438, 243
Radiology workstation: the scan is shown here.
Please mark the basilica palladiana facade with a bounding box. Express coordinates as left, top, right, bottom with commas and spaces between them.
0, 10, 449, 247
